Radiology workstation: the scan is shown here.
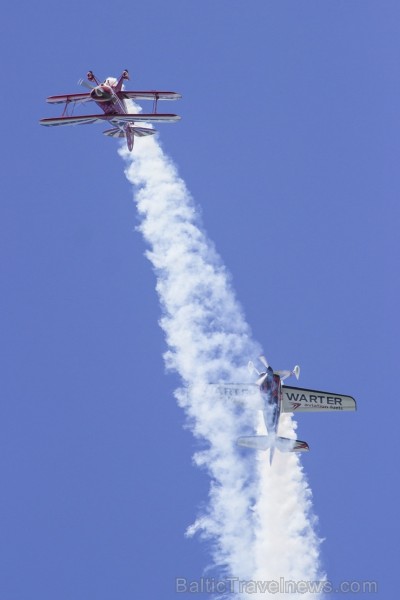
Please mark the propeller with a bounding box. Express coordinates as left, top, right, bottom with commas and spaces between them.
248, 356, 269, 385
248, 361, 260, 376
78, 78, 95, 90
256, 373, 268, 386
276, 365, 301, 381
249, 354, 300, 385
275, 370, 292, 381
254, 355, 269, 385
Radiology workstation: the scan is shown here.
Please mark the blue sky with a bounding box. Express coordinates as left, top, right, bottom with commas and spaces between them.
1, 1, 399, 597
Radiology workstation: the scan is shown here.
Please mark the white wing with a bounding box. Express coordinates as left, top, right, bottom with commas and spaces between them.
282, 386, 357, 413
209, 383, 262, 410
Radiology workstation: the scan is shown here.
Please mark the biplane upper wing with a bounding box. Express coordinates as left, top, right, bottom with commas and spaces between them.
119, 91, 181, 101
40, 113, 181, 127
282, 386, 357, 413
46, 93, 91, 104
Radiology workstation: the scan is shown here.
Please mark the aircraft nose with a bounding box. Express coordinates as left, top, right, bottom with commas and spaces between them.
90, 85, 112, 101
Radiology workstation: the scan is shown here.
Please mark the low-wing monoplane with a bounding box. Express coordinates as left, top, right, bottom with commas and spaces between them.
215, 355, 356, 465
40, 70, 181, 151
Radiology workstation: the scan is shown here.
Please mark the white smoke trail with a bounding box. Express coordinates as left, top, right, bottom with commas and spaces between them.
119, 132, 323, 598
253, 414, 323, 591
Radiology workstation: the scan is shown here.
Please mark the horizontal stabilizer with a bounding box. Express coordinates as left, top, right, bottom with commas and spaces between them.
237, 435, 270, 450
102, 128, 125, 138
102, 126, 156, 139
237, 435, 309, 454
282, 386, 357, 413
275, 436, 309, 453
131, 126, 156, 137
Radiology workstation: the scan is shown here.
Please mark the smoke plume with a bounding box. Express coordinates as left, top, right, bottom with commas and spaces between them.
119, 133, 323, 598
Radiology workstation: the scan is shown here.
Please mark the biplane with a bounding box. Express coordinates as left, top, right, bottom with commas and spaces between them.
40, 70, 181, 151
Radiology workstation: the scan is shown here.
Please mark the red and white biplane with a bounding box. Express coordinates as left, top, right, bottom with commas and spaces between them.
40, 70, 181, 151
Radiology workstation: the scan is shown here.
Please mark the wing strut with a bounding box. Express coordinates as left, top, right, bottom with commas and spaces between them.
62, 99, 77, 117
152, 94, 159, 113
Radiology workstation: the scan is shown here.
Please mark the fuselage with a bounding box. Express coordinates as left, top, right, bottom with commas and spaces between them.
90, 81, 133, 151
90, 84, 127, 115
259, 367, 282, 437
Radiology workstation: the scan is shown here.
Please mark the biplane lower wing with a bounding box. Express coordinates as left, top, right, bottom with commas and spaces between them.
282, 386, 357, 413
114, 113, 181, 123
40, 113, 181, 128
40, 115, 106, 127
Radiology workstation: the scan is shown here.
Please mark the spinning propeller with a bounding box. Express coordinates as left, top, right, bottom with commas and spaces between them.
248, 355, 300, 385
78, 78, 96, 91
248, 356, 269, 385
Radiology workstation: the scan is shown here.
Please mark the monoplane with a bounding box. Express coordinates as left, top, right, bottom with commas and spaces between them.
215, 356, 356, 465
40, 70, 181, 151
